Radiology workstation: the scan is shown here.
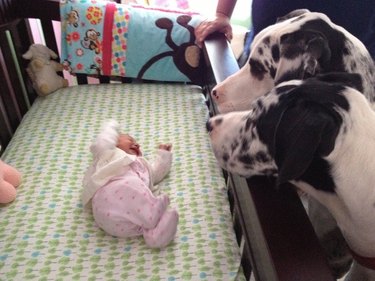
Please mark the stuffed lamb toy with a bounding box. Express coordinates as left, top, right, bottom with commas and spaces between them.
23, 44, 68, 96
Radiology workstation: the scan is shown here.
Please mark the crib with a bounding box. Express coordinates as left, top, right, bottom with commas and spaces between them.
0, 0, 336, 280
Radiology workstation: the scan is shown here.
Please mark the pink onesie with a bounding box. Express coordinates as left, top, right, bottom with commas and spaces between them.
91, 158, 178, 248
82, 120, 178, 248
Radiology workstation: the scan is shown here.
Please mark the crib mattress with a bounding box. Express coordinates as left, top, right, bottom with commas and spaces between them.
0, 83, 243, 281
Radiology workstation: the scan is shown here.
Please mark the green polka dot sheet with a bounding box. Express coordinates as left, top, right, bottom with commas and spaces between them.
0, 83, 244, 281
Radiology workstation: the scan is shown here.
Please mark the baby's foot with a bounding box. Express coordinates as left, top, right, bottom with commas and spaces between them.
158, 143, 172, 151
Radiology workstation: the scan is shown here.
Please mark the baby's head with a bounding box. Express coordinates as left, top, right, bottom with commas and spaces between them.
117, 134, 142, 156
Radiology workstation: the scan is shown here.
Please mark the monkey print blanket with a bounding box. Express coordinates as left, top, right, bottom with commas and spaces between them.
60, 0, 202, 83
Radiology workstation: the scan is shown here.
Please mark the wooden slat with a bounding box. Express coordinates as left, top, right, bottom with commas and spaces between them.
247, 177, 336, 281
202, 32, 239, 116
230, 175, 279, 281
0, 49, 13, 148
0, 25, 24, 129
76, 73, 88, 85
203, 33, 240, 84
40, 19, 59, 56
0, 33, 19, 110
16, 0, 60, 22
121, 77, 133, 83
7, 18, 37, 107
99, 76, 110, 84
0, 0, 16, 25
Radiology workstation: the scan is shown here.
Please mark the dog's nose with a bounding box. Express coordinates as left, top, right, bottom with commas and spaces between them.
206, 119, 213, 132
212, 89, 218, 99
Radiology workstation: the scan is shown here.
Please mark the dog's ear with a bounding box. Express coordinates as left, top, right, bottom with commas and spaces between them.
302, 31, 331, 77
275, 30, 331, 84
276, 9, 310, 23
274, 101, 338, 186
314, 72, 364, 93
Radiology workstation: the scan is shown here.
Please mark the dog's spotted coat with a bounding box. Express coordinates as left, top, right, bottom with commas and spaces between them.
211, 11, 375, 114
207, 73, 375, 280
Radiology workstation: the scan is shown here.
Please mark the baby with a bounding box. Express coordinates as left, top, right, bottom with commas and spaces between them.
82, 120, 178, 248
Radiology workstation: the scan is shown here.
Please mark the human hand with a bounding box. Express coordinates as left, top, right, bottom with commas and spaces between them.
158, 143, 172, 151
194, 13, 233, 48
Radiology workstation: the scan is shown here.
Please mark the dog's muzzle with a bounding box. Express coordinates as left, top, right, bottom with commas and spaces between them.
211, 89, 219, 100
206, 119, 213, 133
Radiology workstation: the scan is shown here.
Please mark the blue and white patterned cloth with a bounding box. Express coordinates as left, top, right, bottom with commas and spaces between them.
60, 0, 203, 83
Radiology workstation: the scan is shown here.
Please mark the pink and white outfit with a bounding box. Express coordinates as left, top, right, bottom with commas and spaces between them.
82, 120, 178, 248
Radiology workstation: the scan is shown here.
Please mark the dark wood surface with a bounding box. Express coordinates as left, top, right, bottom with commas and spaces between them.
16, 0, 61, 21
204, 32, 240, 83
0, 17, 33, 148
248, 177, 336, 281
0, 0, 16, 25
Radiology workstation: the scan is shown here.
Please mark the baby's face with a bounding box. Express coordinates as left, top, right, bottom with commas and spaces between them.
117, 134, 142, 156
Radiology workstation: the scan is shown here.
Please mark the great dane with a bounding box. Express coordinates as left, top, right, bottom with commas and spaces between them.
211, 10, 375, 114
207, 73, 375, 280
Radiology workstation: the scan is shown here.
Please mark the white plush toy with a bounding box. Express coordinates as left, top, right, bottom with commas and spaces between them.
23, 44, 68, 96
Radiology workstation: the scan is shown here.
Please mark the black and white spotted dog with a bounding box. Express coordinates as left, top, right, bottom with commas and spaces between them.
211, 10, 375, 113
207, 73, 375, 280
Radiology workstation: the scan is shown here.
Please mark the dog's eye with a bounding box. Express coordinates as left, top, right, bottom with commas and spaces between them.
249, 58, 267, 79
271, 44, 280, 62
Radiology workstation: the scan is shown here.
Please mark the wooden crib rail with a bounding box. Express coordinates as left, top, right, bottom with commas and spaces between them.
0, 18, 34, 148
16, 0, 60, 62
0, 0, 64, 149
202, 32, 336, 281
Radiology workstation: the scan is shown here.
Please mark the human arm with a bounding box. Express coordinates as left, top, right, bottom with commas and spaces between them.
216, 0, 237, 18
194, 0, 237, 48
149, 144, 173, 185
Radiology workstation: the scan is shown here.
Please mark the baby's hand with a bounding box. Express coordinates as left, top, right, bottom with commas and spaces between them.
158, 143, 172, 151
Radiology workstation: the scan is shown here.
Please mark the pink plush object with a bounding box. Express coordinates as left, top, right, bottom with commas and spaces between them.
0, 160, 21, 204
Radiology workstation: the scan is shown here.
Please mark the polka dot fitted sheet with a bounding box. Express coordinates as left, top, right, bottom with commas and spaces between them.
0, 83, 244, 281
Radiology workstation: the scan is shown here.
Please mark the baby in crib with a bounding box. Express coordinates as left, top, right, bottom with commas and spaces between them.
82, 120, 178, 248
